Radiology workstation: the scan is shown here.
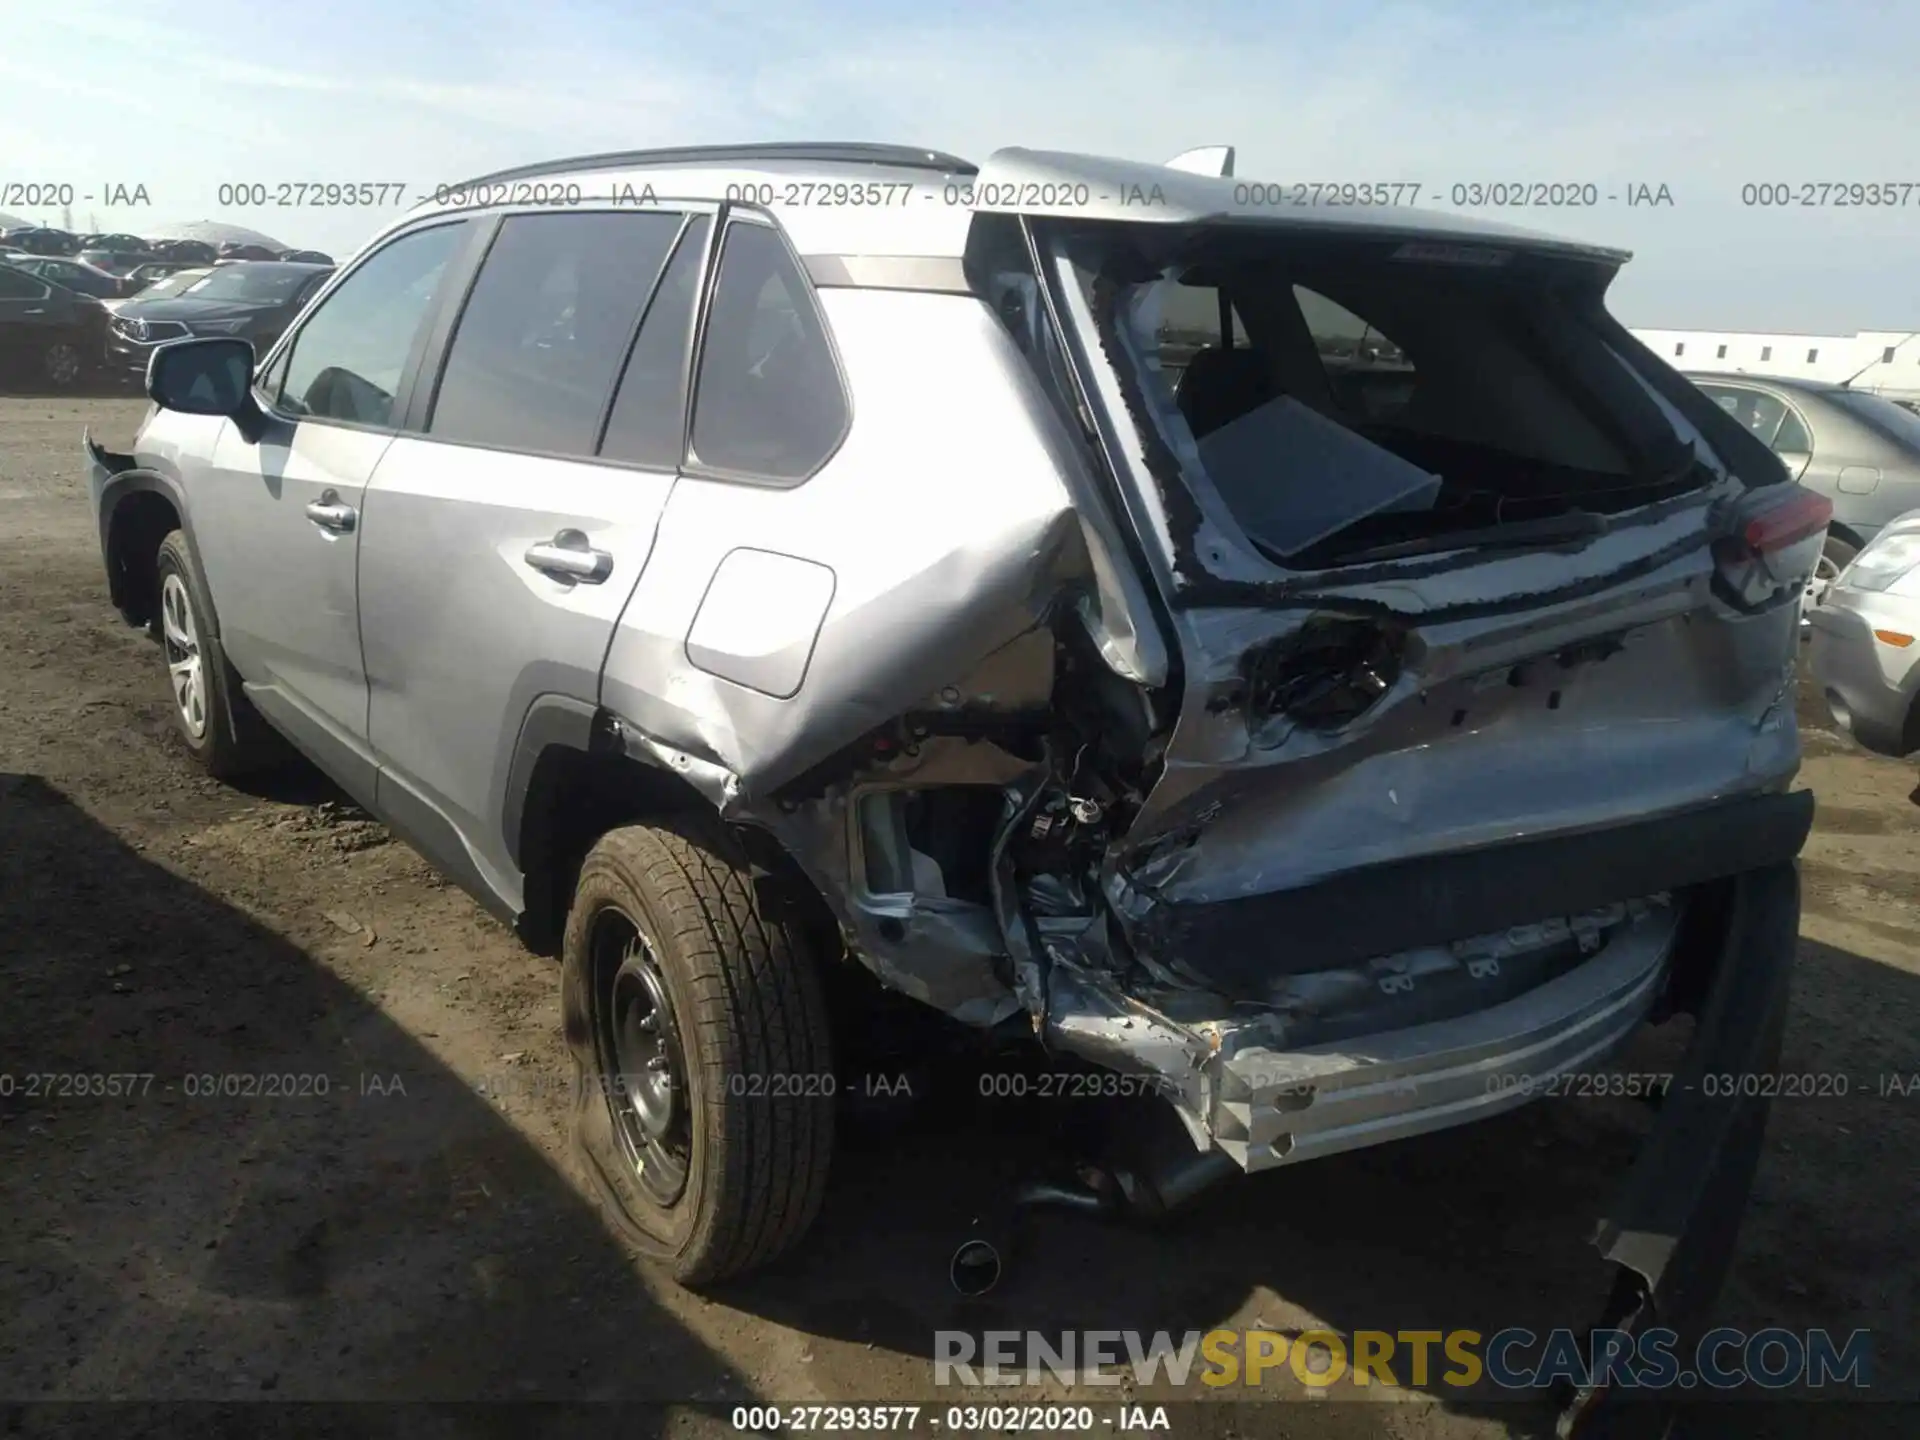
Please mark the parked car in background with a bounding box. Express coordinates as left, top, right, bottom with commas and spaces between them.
123, 261, 204, 291
104, 260, 331, 374
84, 148, 1822, 1440
1686, 371, 1920, 605
1807, 509, 1920, 756
216, 242, 280, 262
102, 268, 213, 315
1, 225, 81, 255
5, 256, 131, 299
278, 249, 334, 265
150, 239, 220, 265
0, 265, 105, 387
77, 247, 167, 278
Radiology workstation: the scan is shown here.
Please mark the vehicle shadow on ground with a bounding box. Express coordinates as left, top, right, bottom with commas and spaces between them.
0, 771, 738, 1420
0, 373, 143, 401
720, 931, 1918, 1437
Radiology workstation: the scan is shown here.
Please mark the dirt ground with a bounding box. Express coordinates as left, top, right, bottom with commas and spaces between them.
2, 392, 1915, 1437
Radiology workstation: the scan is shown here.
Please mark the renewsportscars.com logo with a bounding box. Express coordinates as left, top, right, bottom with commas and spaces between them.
934, 1327, 1873, 1392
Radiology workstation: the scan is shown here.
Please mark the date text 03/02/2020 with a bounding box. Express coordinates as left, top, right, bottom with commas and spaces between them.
1228, 181, 1676, 207
1483, 1070, 1919, 1099
729, 1405, 1175, 1433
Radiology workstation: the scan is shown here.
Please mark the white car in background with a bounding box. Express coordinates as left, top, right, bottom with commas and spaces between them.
1808, 510, 1920, 755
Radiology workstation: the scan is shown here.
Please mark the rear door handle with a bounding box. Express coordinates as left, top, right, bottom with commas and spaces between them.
524, 529, 613, 583
305, 492, 357, 533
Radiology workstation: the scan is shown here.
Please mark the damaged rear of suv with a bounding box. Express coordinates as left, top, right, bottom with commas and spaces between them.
973, 156, 1825, 1167
90, 144, 1823, 1395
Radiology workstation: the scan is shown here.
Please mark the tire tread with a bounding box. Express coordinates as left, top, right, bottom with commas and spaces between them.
577, 818, 833, 1281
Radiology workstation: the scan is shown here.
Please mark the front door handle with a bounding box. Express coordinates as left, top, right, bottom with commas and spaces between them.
305, 492, 357, 533
525, 529, 613, 583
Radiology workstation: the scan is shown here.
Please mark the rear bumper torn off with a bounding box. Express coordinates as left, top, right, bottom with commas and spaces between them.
1213, 900, 1677, 1170
1560, 862, 1802, 1432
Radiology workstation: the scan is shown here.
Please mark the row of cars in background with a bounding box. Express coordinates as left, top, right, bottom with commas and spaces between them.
0, 222, 334, 389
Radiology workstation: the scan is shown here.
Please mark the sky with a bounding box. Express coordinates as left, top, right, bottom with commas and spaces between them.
4, 0, 1918, 332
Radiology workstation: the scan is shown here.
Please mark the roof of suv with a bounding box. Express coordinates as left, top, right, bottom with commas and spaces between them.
403, 142, 1633, 268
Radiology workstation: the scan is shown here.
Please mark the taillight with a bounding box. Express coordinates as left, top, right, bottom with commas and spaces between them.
1743, 489, 1833, 552
1713, 485, 1833, 611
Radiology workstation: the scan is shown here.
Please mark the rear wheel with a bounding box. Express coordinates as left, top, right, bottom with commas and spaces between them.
561, 819, 835, 1283
41, 339, 83, 389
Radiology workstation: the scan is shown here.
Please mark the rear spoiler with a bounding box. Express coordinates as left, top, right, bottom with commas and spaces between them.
1163, 146, 1235, 178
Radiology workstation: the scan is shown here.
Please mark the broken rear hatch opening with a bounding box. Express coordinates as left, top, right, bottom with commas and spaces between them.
1019, 197, 1826, 998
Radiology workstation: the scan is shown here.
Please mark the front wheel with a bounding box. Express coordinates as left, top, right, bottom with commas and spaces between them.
561, 820, 835, 1283
153, 530, 280, 779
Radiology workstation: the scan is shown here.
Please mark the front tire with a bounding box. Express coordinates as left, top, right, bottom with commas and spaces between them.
562, 820, 835, 1283
153, 530, 278, 779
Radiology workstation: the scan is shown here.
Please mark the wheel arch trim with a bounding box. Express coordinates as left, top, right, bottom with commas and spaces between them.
94, 463, 215, 632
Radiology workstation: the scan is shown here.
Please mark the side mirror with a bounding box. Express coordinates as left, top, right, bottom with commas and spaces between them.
146, 337, 265, 439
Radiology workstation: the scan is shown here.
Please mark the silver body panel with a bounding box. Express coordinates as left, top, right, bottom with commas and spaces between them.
198, 412, 392, 799
358, 439, 677, 907
92, 141, 1816, 1172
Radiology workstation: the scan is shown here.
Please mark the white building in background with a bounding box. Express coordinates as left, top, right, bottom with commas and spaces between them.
1629, 327, 1920, 402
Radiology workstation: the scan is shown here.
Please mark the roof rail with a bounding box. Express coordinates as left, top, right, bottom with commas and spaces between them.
438, 142, 979, 194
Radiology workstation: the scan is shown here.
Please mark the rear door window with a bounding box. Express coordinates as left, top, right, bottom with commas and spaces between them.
597, 215, 711, 469
688, 219, 848, 482
428, 210, 684, 458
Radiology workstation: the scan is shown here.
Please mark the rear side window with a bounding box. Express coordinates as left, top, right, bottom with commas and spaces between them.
689, 220, 847, 482
1772, 406, 1812, 454
1700, 384, 1790, 447
429, 210, 684, 457
597, 214, 711, 468
277, 223, 465, 427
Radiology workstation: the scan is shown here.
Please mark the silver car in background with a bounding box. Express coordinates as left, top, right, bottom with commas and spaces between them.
1686, 370, 1920, 604
1808, 510, 1920, 755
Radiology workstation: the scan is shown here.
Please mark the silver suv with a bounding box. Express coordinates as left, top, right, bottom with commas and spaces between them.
88, 143, 1823, 1327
